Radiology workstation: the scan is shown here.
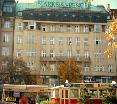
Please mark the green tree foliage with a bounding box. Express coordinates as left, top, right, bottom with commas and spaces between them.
58, 58, 83, 83
103, 89, 117, 104
2, 57, 36, 84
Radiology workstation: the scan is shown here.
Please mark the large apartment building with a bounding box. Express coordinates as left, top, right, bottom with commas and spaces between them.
13, 0, 117, 85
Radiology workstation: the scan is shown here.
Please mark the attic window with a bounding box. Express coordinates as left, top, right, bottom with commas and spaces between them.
30, 26, 34, 29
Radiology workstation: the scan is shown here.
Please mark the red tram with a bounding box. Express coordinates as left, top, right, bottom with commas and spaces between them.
51, 83, 117, 104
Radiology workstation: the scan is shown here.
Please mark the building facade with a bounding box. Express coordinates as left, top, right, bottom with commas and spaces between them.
13, 0, 117, 84
0, 0, 15, 82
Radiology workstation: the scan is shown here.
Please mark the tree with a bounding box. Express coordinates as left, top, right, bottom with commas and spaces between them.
105, 19, 117, 58
2, 57, 36, 84
58, 58, 83, 84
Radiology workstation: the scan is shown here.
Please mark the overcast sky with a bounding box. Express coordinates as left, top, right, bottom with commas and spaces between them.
17, 0, 117, 9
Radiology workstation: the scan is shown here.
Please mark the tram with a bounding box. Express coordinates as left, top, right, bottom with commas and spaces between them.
51, 83, 117, 104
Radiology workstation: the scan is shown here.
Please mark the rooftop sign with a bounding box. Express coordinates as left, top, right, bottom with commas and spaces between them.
38, 0, 91, 9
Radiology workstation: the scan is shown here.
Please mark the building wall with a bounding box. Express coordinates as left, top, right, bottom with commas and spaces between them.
14, 18, 116, 84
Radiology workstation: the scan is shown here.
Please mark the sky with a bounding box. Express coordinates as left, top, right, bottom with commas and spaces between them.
17, 0, 117, 9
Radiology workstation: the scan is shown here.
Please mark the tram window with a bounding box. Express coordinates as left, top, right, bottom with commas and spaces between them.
65, 90, 68, 98
62, 90, 64, 98
70, 89, 78, 98
55, 89, 59, 97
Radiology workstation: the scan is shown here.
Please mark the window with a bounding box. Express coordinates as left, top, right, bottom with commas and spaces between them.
4, 21, 11, 28
76, 50, 80, 60
84, 51, 90, 58
65, 90, 68, 98
3, 33, 9, 42
17, 23, 23, 30
75, 25, 80, 32
50, 50, 55, 58
50, 64, 55, 71
27, 33, 35, 44
58, 50, 63, 57
67, 37, 72, 45
94, 65, 100, 71
76, 37, 80, 46
41, 36, 46, 45
41, 50, 46, 58
42, 25, 46, 31
95, 38, 101, 45
94, 24, 101, 32
58, 37, 63, 45
67, 25, 71, 32
17, 36, 23, 44
99, 66, 104, 72
27, 50, 36, 57
84, 64, 89, 72
83, 25, 89, 32
29, 21, 36, 30
2, 47, 10, 56
84, 37, 88, 47
50, 37, 54, 45
67, 50, 72, 58
41, 64, 46, 71
16, 51, 22, 57
50, 25, 55, 32
108, 65, 112, 72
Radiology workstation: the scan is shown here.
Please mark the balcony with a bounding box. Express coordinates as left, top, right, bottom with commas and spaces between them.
40, 56, 91, 63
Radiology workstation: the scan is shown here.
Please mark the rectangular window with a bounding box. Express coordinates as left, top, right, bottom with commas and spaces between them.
84, 37, 88, 47
3, 33, 9, 42
41, 50, 46, 58
76, 50, 80, 60
2, 47, 10, 56
50, 64, 55, 71
50, 37, 54, 45
58, 37, 63, 45
65, 90, 68, 98
17, 36, 23, 44
41, 36, 46, 45
75, 25, 80, 32
84, 64, 90, 72
84, 51, 90, 58
76, 37, 80, 46
95, 38, 101, 45
16, 51, 22, 57
27, 33, 35, 44
50, 25, 55, 32
94, 65, 100, 71
50, 50, 55, 58
67, 50, 72, 58
94, 24, 101, 32
4, 21, 11, 28
41, 64, 46, 71
58, 50, 64, 57
83, 25, 89, 32
27, 50, 36, 57
17, 23, 23, 30
67, 37, 72, 45
108, 65, 112, 72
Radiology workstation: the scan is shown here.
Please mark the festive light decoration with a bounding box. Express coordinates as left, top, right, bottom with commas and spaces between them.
105, 19, 117, 58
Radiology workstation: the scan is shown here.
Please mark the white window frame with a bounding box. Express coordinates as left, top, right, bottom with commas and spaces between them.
50, 37, 55, 45
41, 50, 46, 58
